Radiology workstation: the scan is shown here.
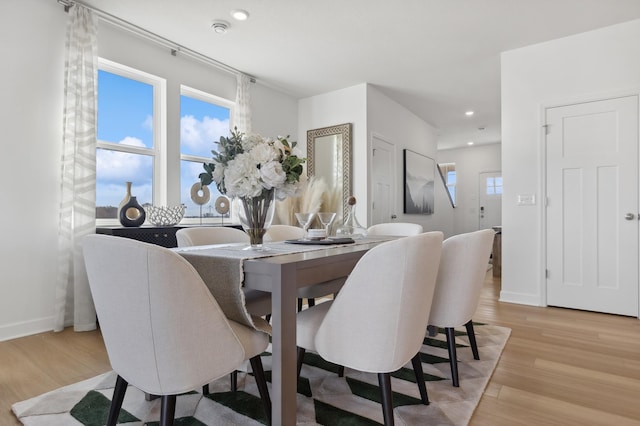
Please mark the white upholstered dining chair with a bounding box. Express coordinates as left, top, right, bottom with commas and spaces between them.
176, 226, 248, 247
366, 222, 423, 236
264, 224, 304, 242
296, 232, 443, 426
427, 228, 495, 387
82, 234, 271, 426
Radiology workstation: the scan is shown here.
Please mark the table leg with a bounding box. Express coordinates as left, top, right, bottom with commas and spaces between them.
270, 264, 298, 425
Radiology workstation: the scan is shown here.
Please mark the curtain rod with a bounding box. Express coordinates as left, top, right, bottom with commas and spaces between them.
57, 0, 256, 83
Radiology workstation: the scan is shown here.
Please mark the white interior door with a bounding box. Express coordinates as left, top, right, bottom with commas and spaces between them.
546, 95, 639, 317
371, 135, 395, 225
479, 171, 502, 229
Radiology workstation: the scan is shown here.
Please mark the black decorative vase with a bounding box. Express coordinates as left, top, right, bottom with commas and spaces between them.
119, 196, 146, 227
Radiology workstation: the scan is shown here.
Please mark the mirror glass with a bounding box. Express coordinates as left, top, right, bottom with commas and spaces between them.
307, 123, 352, 222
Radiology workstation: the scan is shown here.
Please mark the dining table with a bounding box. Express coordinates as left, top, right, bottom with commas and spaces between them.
173, 236, 394, 425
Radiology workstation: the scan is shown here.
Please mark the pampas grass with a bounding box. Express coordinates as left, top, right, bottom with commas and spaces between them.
274, 176, 336, 226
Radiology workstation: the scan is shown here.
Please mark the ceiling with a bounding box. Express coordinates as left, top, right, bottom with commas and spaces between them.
78, 0, 640, 150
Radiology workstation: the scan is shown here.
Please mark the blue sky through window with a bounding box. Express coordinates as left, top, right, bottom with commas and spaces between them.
180, 94, 230, 217
97, 70, 153, 147
96, 70, 230, 220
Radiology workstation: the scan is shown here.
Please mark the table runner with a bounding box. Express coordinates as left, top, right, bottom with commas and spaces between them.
173, 237, 394, 334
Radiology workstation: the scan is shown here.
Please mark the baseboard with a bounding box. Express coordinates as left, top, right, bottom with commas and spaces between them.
499, 290, 544, 307
0, 316, 54, 342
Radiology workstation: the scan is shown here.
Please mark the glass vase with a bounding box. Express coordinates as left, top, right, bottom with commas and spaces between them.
336, 203, 367, 239
238, 188, 276, 250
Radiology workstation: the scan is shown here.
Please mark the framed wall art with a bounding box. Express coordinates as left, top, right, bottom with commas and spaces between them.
403, 149, 435, 214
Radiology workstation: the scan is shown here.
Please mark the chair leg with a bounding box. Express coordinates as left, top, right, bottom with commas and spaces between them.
378, 372, 395, 426
445, 327, 460, 387
307, 298, 315, 307
297, 298, 303, 312
410, 353, 429, 405
160, 394, 176, 426
202, 384, 209, 395
250, 355, 272, 425
107, 375, 128, 426
230, 371, 238, 391
338, 365, 345, 377
465, 320, 480, 360
296, 347, 306, 379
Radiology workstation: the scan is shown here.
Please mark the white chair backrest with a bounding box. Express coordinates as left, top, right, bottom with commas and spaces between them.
82, 234, 246, 395
428, 229, 495, 327
176, 226, 249, 247
315, 231, 443, 372
264, 224, 304, 242
367, 222, 423, 237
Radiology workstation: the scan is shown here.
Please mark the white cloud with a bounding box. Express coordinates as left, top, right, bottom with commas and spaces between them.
181, 115, 229, 156
118, 136, 146, 148
96, 136, 151, 182
142, 114, 153, 131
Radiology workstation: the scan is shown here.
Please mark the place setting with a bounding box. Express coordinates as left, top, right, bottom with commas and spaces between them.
286, 212, 356, 245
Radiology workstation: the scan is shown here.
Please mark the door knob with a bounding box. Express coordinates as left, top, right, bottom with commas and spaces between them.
625, 213, 635, 220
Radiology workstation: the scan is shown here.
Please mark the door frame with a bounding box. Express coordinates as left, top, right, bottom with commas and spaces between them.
478, 170, 502, 230
540, 89, 640, 318
369, 132, 397, 225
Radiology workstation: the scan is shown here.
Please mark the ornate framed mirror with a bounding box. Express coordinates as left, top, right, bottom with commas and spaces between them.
306, 123, 352, 221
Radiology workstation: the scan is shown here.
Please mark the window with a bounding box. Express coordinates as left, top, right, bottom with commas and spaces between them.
486, 176, 503, 195
439, 163, 456, 206
96, 58, 165, 220
179, 86, 234, 220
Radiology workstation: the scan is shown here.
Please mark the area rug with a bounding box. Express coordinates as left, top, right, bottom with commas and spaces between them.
12, 324, 510, 425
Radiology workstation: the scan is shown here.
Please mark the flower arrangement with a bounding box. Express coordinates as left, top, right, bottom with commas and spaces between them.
199, 127, 306, 200
199, 128, 306, 248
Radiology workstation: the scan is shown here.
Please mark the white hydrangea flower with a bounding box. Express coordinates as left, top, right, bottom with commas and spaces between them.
202, 129, 305, 203
276, 182, 301, 200
224, 153, 262, 197
251, 142, 279, 165
242, 134, 264, 152
273, 138, 290, 156
260, 161, 286, 190
211, 160, 225, 185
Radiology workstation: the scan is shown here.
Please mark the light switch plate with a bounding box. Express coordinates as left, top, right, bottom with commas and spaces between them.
517, 194, 536, 205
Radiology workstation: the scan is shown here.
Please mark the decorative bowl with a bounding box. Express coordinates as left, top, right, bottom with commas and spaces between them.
144, 205, 186, 226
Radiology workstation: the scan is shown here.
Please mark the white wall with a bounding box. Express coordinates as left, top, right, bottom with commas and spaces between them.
298, 84, 368, 221
437, 143, 502, 235
299, 84, 449, 233
0, 0, 298, 341
501, 19, 640, 306
0, 0, 67, 340
366, 85, 453, 234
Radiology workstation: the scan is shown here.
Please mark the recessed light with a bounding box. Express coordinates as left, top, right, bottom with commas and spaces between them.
465, 111, 474, 116
467, 141, 474, 146
211, 20, 230, 34
230, 9, 249, 21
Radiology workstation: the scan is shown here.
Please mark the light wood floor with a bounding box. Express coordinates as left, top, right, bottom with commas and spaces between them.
2, 271, 640, 425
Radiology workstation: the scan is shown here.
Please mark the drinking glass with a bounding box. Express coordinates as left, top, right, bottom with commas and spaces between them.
295, 212, 315, 240
317, 212, 337, 237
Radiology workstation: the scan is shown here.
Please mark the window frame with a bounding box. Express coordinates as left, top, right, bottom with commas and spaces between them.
438, 162, 457, 206
96, 58, 167, 226
179, 85, 235, 224
179, 84, 235, 164
485, 176, 503, 196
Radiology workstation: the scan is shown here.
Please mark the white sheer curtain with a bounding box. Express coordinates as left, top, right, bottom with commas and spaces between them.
233, 73, 252, 134
54, 5, 99, 332
231, 73, 253, 222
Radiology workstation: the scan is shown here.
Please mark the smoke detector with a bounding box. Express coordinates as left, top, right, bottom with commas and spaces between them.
211, 21, 230, 34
